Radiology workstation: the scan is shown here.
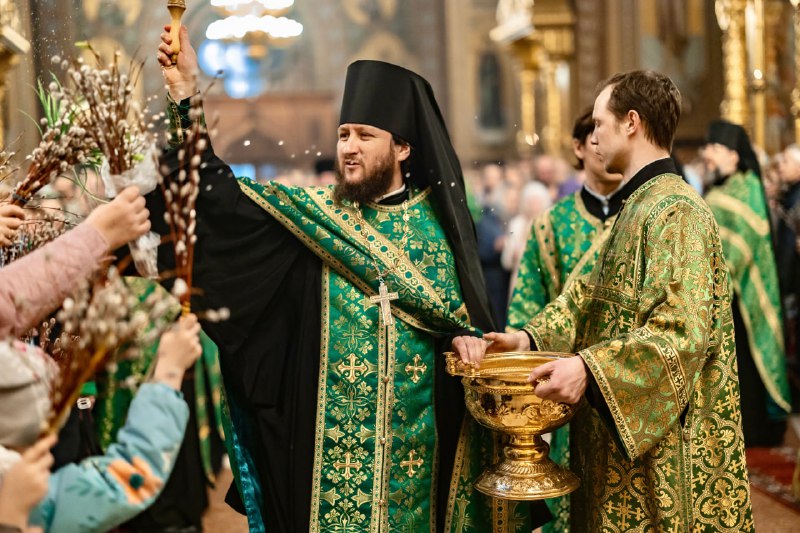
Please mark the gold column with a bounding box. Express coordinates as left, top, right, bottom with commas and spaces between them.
510, 37, 543, 152
791, 0, 800, 142
492, 1, 539, 154
541, 56, 560, 154
749, 0, 767, 148
0, 0, 30, 148
716, 0, 750, 127
539, 22, 575, 156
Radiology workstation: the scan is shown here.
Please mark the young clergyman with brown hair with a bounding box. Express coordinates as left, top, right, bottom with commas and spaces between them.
457, 70, 754, 531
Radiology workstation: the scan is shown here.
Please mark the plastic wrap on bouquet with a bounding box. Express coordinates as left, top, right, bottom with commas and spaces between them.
100, 144, 160, 278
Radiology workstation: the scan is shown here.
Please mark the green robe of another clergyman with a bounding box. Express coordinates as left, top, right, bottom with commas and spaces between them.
506, 191, 613, 532
238, 181, 533, 532
704, 170, 791, 415
523, 172, 753, 531
95, 278, 226, 484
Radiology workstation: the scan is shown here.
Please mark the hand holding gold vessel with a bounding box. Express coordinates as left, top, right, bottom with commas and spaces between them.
445, 350, 580, 500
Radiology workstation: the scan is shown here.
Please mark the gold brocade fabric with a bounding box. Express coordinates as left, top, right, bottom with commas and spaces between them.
524, 174, 754, 531
239, 181, 532, 532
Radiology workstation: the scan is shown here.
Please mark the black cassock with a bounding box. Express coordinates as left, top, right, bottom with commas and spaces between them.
148, 146, 551, 532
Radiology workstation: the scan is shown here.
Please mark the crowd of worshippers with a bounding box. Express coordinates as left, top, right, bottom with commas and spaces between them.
0, 182, 214, 532
1, 113, 799, 531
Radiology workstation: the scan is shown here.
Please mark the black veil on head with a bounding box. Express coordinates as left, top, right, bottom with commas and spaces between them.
339, 60, 495, 332
706, 119, 762, 177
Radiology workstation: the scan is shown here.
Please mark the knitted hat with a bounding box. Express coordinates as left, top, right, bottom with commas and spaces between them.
0, 340, 57, 449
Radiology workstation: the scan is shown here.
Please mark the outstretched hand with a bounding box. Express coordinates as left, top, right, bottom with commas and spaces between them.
483, 330, 530, 353
451, 330, 531, 367
0, 433, 56, 529
85, 187, 150, 250
0, 203, 25, 246
527, 355, 588, 404
157, 25, 199, 101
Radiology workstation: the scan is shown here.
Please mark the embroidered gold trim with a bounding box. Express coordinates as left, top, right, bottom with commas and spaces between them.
638, 326, 689, 408
365, 187, 432, 212
443, 416, 470, 531
562, 217, 614, 291
238, 181, 436, 334
718, 227, 790, 411
532, 213, 559, 294
308, 189, 448, 315
308, 266, 332, 532
579, 347, 638, 457
706, 191, 770, 237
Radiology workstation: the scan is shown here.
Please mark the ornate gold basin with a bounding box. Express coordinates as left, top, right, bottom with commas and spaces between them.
445, 351, 580, 500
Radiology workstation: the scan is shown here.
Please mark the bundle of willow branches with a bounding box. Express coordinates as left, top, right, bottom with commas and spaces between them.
0, 215, 69, 268
158, 95, 207, 314
44, 267, 176, 433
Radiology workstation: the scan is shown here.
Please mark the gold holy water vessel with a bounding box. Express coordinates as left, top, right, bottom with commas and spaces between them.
445, 351, 580, 500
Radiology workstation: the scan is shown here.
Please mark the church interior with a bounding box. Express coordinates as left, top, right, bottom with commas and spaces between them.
1, 0, 800, 531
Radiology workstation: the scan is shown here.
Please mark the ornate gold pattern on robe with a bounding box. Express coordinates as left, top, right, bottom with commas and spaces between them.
239, 181, 531, 532
523, 174, 753, 531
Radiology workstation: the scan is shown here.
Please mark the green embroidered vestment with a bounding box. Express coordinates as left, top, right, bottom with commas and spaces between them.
239, 181, 532, 532
704, 170, 791, 413
507, 192, 611, 330
523, 174, 753, 532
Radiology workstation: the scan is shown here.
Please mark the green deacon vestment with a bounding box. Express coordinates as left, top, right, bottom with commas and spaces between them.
235, 181, 534, 532
523, 162, 753, 531
506, 191, 613, 532
704, 170, 791, 419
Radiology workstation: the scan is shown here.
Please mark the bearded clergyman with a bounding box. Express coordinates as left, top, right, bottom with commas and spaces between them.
154, 26, 550, 533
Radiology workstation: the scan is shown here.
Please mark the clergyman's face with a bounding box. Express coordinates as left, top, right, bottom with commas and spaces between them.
574, 136, 624, 190
334, 123, 399, 203
702, 143, 739, 178
590, 85, 628, 175
336, 124, 396, 185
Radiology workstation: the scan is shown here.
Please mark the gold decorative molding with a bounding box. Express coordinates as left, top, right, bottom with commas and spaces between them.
791, 0, 800, 143
492, 1, 575, 156
749, 0, 767, 149
716, 0, 748, 122
0, 0, 30, 147
716, 0, 749, 128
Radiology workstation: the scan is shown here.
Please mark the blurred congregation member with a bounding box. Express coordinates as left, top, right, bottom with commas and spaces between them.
504, 108, 624, 531
777, 144, 800, 397
476, 163, 512, 328
501, 181, 551, 291
532, 154, 561, 202
703, 120, 791, 446
314, 158, 337, 186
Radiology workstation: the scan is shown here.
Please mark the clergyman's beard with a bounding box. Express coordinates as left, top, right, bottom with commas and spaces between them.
334, 151, 396, 205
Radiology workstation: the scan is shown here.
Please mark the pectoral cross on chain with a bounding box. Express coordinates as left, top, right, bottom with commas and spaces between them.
368, 281, 398, 326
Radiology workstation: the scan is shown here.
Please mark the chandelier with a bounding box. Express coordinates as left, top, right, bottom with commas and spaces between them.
206, 0, 303, 48
201, 0, 303, 98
